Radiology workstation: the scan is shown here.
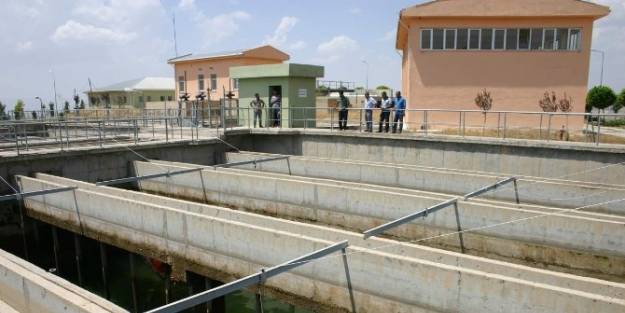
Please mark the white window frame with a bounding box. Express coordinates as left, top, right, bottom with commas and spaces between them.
568, 28, 582, 51
198, 74, 205, 91
518, 28, 530, 50
444, 28, 457, 50
420, 29, 433, 50
468, 28, 481, 50
543, 28, 556, 50
493, 28, 506, 50
178, 76, 185, 92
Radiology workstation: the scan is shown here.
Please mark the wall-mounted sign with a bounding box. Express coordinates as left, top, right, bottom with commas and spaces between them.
298, 88, 308, 98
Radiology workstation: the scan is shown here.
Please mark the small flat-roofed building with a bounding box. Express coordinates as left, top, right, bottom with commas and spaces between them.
167, 45, 289, 102
396, 0, 610, 130
86, 77, 174, 108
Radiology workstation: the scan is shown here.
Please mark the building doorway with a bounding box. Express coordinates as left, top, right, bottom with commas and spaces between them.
268, 85, 282, 127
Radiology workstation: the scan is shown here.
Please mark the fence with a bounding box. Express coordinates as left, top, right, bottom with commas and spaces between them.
1, 105, 624, 156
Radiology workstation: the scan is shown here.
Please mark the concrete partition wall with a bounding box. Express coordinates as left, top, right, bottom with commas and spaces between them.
133, 160, 625, 279
229, 131, 625, 186
0, 249, 126, 313
16, 176, 625, 313
225, 152, 625, 216
34, 173, 625, 300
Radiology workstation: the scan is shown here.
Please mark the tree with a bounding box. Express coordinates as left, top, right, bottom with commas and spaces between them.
558, 93, 573, 113
73, 95, 80, 110
14, 99, 24, 120
586, 86, 616, 113
79, 99, 86, 109
0, 101, 6, 120
614, 89, 625, 113
474, 89, 493, 134
63, 100, 70, 114
376, 85, 390, 90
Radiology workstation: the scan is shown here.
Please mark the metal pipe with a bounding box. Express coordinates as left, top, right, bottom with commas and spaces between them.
463, 177, 517, 201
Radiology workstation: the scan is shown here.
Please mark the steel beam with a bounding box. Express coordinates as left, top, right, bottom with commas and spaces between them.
146, 240, 348, 313
0, 186, 77, 202
96, 156, 290, 186
363, 198, 458, 239
463, 177, 517, 201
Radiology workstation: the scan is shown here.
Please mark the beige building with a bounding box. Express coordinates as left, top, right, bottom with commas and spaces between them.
86, 77, 174, 108
167, 45, 289, 101
396, 0, 610, 129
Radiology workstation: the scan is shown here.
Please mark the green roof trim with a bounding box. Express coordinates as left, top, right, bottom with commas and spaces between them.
230, 63, 324, 79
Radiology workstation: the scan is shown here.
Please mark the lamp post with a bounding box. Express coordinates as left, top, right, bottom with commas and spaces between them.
361, 59, 369, 91
49, 69, 58, 113
591, 49, 605, 86
35, 96, 44, 120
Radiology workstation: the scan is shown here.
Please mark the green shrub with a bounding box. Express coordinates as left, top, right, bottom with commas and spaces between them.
615, 89, 625, 113
602, 119, 625, 127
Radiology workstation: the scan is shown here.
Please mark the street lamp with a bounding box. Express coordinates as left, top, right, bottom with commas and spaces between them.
591, 49, 605, 86
35, 96, 44, 120
361, 59, 369, 91
49, 69, 58, 112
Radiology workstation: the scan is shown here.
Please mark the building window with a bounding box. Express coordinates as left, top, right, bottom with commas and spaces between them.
147, 96, 151, 102
432, 28, 444, 50
210, 74, 217, 91
543, 29, 556, 50
457, 28, 468, 50
178, 76, 185, 92
530, 28, 543, 50
198, 74, 205, 91
518, 29, 530, 50
421, 29, 432, 49
138, 96, 144, 103
556, 28, 569, 50
469, 29, 480, 50
160, 96, 165, 101
569, 28, 581, 50
167, 96, 173, 101
493, 29, 505, 50
506, 29, 518, 50
233, 78, 239, 90
444, 29, 456, 49
480, 28, 492, 50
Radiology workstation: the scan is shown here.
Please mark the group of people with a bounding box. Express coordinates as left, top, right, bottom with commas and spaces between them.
338, 90, 406, 133
249, 89, 407, 133
249, 90, 281, 128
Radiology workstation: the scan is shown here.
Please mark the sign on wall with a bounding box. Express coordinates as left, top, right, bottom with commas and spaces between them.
298, 88, 308, 98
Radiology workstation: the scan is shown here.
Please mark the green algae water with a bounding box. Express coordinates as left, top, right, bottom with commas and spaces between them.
0, 201, 314, 313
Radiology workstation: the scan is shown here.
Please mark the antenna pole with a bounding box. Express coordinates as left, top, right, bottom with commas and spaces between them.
172, 13, 179, 57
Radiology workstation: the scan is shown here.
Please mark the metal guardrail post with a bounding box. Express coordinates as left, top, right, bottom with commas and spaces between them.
98, 121, 103, 148
424, 111, 428, 136
546, 114, 552, 142
330, 108, 334, 132
497, 112, 501, 138
13, 127, 20, 156
165, 118, 169, 143
23, 127, 29, 151
503, 113, 507, 139
458, 111, 462, 136
359, 108, 363, 133
133, 119, 138, 145
596, 115, 602, 145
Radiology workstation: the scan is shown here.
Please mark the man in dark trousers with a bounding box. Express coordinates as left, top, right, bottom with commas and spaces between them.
249, 93, 265, 128
337, 90, 350, 130
392, 91, 406, 133
378, 91, 393, 133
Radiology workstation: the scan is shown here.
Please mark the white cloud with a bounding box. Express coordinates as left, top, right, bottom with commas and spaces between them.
199, 11, 251, 47
289, 41, 307, 50
51, 20, 136, 43
265, 16, 299, 46
317, 35, 360, 63
349, 8, 362, 15
178, 0, 195, 9
381, 30, 395, 42
16, 41, 33, 52
72, 0, 161, 25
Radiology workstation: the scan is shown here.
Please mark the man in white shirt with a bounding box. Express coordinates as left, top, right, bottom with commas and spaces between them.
378, 91, 393, 133
363, 92, 377, 132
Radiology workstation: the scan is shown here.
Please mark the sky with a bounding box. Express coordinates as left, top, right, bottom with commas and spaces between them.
0, 0, 624, 110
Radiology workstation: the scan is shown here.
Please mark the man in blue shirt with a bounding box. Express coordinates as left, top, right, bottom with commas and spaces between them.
392, 91, 406, 133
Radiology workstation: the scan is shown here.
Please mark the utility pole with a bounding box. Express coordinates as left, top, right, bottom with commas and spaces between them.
50, 69, 58, 111
591, 49, 605, 86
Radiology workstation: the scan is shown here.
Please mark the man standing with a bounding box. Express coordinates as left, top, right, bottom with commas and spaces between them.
337, 90, 350, 130
270, 90, 281, 127
392, 91, 406, 134
249, 93, 265, 128
363, 92, 377, 132
378, 91, 393, 133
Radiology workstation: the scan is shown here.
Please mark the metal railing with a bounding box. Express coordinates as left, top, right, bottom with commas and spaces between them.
1, 105, 624, 156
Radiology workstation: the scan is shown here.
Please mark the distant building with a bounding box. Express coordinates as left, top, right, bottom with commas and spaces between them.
396, 0, 610, 128
86, 77, 174, 108
167, 45, 289, 102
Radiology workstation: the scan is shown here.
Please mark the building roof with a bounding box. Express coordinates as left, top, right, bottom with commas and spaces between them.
396, 0, 611, 49
90, 77, 174, 93
167, 45, 290, 64
230, 63, 324, 79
